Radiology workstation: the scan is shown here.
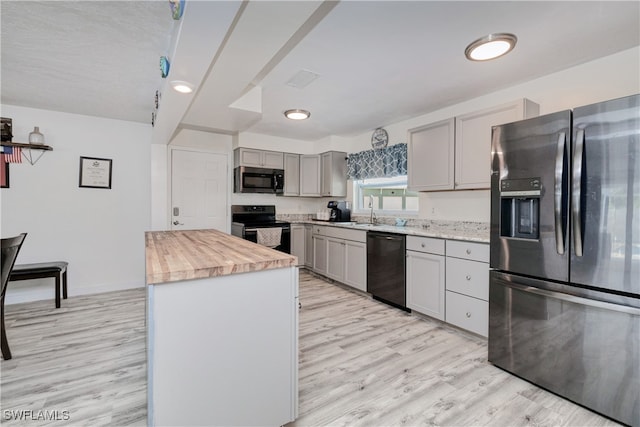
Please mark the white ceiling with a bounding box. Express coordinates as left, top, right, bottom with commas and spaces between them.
2, 1, 639, 143
0, 1, 174, 124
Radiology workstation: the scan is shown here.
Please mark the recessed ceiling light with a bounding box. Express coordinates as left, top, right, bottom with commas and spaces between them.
465, 33, 517, 61
170, 80, 195, 94
284, 109, 311, 120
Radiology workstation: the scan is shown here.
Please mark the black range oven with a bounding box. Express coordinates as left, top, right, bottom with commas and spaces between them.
230, 205, 291, 254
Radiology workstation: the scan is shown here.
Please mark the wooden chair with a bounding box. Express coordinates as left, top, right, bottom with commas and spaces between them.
1, 233, 27, 360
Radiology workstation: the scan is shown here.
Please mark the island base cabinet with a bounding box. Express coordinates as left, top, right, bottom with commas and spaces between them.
445, 290, 488, 337
147, 267, 298, 426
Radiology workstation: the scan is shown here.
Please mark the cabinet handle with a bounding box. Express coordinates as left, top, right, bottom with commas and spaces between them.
465, 275, 471, 281
466, 312, 471, 318
466, 249, 471, 255
421, 243, 426, 248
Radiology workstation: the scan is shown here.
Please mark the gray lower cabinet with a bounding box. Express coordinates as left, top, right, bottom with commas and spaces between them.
312, 225, 366, 291
290, 224, 305, 266
444, 290, 489, 337
344, 240, 366, 292
444, 240, 490, 337
310, 226, 490, 337
313, 234, 327, 275
304, 224, 313, 268
406, 236, 446, 321
326, 237, 346, 282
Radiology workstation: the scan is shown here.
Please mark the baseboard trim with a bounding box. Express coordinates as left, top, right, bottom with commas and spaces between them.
5, 279, 144, 306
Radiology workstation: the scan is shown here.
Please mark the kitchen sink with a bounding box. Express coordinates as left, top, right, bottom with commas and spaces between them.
353, 223, 385, 228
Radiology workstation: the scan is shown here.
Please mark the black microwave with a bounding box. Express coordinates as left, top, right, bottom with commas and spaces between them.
234, 166, 284, 194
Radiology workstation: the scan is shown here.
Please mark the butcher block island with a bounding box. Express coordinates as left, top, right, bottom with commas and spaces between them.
145, 229, 299, 427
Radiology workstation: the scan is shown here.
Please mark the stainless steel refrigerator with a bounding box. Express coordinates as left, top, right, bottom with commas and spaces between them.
489, 94, 639, 426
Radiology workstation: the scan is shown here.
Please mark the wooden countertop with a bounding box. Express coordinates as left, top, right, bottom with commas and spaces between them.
145, 229, 297, 285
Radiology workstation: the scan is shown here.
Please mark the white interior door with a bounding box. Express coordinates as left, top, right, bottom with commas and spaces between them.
171, 149, 228, 231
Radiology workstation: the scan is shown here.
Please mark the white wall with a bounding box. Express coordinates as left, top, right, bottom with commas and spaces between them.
1, 105, 151, 304
234, 132, 317, 154
343, 47, 640, 222
155, 129, 332, 216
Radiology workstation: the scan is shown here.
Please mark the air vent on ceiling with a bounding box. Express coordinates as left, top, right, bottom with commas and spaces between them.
286, 69, 320, 89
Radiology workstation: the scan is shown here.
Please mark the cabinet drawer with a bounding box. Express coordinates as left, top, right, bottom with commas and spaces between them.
311, 225, 328, 236
445, 291, 488, 337
406, 236, 444, 255
446, 240, 489, 262
324, 227, 366, 243
445, 257, 489, 301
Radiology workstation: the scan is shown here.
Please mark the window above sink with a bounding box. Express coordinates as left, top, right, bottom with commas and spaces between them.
352, 176, 419, 216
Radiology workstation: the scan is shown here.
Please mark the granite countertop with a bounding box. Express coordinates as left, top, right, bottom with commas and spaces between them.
292, 220, 490, 243
145, 229, 297, 285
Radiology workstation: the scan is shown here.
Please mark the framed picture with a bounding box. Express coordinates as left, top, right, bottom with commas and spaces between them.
79, 156, 112, 189
0, 155, 8, 188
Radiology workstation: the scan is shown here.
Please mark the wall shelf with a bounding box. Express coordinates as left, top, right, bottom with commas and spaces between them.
1, 141, 53, 165
1, 141, 53, 151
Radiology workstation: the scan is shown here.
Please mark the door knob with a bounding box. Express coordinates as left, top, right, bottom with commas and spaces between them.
173, 220, 184, 226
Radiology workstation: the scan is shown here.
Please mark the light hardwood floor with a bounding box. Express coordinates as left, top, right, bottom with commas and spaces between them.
1, 270, 620, 426
1, 289, 146, 426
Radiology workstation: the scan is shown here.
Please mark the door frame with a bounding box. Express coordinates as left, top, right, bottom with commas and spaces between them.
168, 146, 232, 233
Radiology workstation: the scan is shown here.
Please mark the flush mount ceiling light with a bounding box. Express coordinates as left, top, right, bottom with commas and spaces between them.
465, 33, 517, 61
170, 80, 195, 94
284, 109, 311, 120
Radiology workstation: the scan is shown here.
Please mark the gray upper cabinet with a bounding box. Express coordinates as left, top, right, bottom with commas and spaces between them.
454, 99, 539, 190
233, 148, 347, 198
300, 154, 321, 197
321, 151, 347, 197
283, 153, 300, 196
408, 99, 539, 192
407, 118, 455, 191
234, 148, 284, 169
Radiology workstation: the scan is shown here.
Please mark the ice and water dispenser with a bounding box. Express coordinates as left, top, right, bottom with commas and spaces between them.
500, 178, 541, 240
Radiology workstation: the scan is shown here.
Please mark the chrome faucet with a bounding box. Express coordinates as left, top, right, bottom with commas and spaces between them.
369, 195, 377, 224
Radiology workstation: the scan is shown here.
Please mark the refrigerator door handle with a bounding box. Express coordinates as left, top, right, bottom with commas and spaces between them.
572, 129, 585, 257
554, 132, 567, 254
497, 279, 640, 316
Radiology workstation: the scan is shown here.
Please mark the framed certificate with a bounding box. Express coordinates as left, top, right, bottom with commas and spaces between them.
79, 156, 112, 189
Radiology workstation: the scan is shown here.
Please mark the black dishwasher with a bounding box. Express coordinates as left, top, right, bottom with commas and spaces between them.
367, 231, 408, 311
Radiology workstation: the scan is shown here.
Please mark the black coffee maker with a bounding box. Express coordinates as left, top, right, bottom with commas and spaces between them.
327, 201, 351, 222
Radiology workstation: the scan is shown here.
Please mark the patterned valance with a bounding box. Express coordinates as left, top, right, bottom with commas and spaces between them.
347, 143, 407, 180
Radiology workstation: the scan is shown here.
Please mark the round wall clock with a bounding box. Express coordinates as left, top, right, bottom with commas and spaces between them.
371, 128, 389, 149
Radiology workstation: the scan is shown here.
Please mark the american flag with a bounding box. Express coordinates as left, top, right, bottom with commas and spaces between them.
2, 146, 22, 163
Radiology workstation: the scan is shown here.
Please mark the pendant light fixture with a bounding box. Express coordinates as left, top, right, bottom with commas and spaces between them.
284, 109, 311, 120
465, 33, 517, 61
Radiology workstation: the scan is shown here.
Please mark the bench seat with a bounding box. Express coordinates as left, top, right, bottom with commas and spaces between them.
9, 262, 68, 308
